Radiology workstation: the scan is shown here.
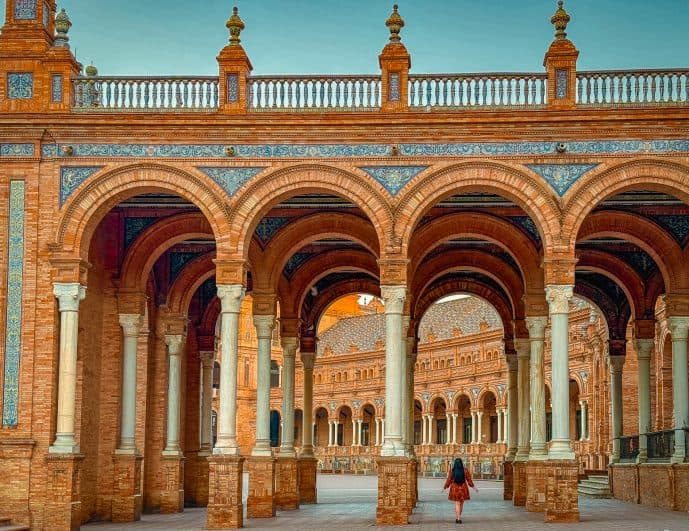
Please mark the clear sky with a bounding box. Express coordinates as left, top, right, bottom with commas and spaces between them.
2, 1, 688, 76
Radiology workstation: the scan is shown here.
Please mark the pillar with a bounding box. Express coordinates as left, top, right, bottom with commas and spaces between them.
515, 339, 531, 460
545, 285, 575, 460
428, 414, 435, 445
579, 401, 587, 442
609, 355, 625, 463
497, 410, 503, 444
161, 334, 185, 514
275, 337, 299, 511
298, 349, 318, 504
214, 284, 245, 455
380, 285, 406, 456
477, 411, 484, 444
470, 411, 476, 444
252, 314, 275, 456
207, 284, 245, 528
527, 317, 548, 459
352, 418, 358, 446
199, 351, 215, 453
506, 354, 518, 458
668, 317, 689, 463
50, 282, 86, 454
634, 339, 653, 463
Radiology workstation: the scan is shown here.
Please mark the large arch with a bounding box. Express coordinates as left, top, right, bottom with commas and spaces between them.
396, 162, 560, 254
562, 159, 689, 251
301, 278, 381, 332
228, 164, 392, 258
55, 163, 230, 261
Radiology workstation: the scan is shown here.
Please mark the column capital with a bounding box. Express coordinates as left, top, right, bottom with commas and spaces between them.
380, 285, 406, 314
199, 350, 215, 366
579, 399, 587, 408
525, 316, 548, 340
633, 339, 654, 361
667, 316, 689, 340
514, 338, 530, 359
281, 336, 299, 358
53, 282, 86, 312
253, 314, 275, 338
545, 285, 573, 315
300, 351, 315, 369
608, 355, 625, 374
119, 313, 143, 338
165, 334, 184, 356
217, 284, 245, 314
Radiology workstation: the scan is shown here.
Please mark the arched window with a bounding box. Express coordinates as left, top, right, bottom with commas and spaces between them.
270, 360, 280, 388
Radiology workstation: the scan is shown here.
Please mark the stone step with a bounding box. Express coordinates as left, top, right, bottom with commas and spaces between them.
578, 487, 612, 498
0, 526, 30, 531
585, 477, 610, 486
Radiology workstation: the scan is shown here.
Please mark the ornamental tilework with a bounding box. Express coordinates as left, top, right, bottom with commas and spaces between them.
35, 139, 689, 159
650, 215, 689, 244
43, 2, 49, 28
526, 163, 599, 196
7, 73, 33, 99
14, 0, 36, 19
556, 69, 568, 99
283, 252, 315, 279
227, 74, 239, 103
197, 167, 266, 196
3, 181, 25, 426
254, 216, 291, 244
0, 144, 34, 157
60, 166, 104, 205
123, 216, 158, 248
169, 252, 202, 282
51, 74, 63, 103
359, 165, 428, 195
470, 387, 480, 401
509, 216, 541, 243
389, 73, 400, 102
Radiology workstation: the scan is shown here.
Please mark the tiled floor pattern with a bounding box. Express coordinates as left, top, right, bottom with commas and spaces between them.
85, 476, 689, 530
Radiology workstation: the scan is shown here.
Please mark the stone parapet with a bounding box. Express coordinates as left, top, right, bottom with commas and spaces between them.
298, 457, 318, 504
207, 455, 244, 529
160, 456, 185, 514
247, 456, 276, 518
111, 453, 143, 522
544, 460, 580, 523
611, 462, 689, 511
275, 456, 300, 510
376, 456, 412, 526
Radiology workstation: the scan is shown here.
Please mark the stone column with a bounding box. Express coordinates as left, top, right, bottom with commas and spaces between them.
546, 285, 575, 460
161, 334, 184, 513
668, 317, 689, 463
428, 414, 435, 445
634, 339, 653, 463
214, 284, 244, 455
252, 315, 275, 456
471, 411, 477, 444
300, 352, 315, 457
380, 285, 406, 456
400, 317, 410, 454
352, 418, 358, 446
328, 421, 334, 446
497, 409, 503, 444
50, 282, 86, 454
579, 401, 587, 442
527, 317, 548, 460
609, 355, 625, 463
279, 338, 298, 457
199, 351, 215, 453
477, 411, 484, 444
506, 355, 518, 458
515, 339, 531, 461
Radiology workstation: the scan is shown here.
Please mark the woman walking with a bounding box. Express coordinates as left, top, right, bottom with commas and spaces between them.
442, 457, 478, 524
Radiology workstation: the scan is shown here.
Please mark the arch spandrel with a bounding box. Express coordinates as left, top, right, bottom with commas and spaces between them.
395, 162, 560, 256
228, 164, 393, 259
562, 159, 689, 252
55, 163, 232, 261
167, 253, 216, 315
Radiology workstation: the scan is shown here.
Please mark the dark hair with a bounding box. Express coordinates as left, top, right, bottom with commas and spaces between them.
452, 458, 465, 484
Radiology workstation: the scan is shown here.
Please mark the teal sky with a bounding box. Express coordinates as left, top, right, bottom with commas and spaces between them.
1, 1, 688, 75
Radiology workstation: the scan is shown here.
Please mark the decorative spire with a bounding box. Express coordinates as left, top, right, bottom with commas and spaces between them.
385, 4, 405, 43
54, 8, 72, 48
551, 0, 570, 40
85, 63, 98, 77
226, 6, 245, 45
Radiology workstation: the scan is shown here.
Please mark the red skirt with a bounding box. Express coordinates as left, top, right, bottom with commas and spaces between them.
448, 481, 470, 502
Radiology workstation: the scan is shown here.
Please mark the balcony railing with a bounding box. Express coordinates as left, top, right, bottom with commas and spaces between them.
71, 68, 689, 112
647, 429, 675, 460
248, 75, 381, 111
73, 76, 220, 110
408, 73, 547, 108
618, 435, 640, 461
576, 69, 689, 106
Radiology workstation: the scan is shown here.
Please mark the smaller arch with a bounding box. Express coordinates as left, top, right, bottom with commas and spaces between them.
167, 253, 216, 315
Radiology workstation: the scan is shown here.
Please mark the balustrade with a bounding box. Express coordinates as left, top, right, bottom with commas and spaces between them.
576, 69, 689, 106
618, 435, 640, 461
408, 73, 547, 108
647, 430, 675, 460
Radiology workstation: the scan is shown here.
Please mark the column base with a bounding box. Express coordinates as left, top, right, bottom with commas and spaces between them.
247, 456, 276, 518
112, 453, 143, 522
45, 453, 84, 531
544, 460, 580, 523
512, 461, 527, 506
298, 457, 318, 504
503, 460, 514, 501
407, 458, 417, 513
376, 456, 411, 525
160, 455, 185, 514
275, 456, 300, 510
206, 455, 244, 529
525, 460, 548, 512
189, 452, 210, 507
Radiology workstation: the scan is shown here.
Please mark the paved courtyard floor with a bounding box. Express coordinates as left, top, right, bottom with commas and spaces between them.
85, 475, 688, 530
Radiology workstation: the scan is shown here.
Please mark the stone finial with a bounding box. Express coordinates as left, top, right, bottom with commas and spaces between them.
85, 63, 98, 77
551, 0, 571, 40
54, 8, 72, 48
226, 6, 245, 45
385, 4, 405, 43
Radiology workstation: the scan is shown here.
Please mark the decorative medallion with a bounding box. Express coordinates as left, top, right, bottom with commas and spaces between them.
7, 73, 34, 99
197, 166, 265, 196
422, 391, 431, 403
352, 399, 361, 410
3, 181, 25, 426
359, 165, 427, 195
51, 74, 63, 103
330, 401, 337, 411
496, 384, 506, 398
254, 216, 291, 244
446, 390, 455, 401
470, 387, 481, 401
526, 163, 599, 196
60, 166, 104, 205
650, 215, 689, 244
1, 144, 34, 157
14, 0, 36, 20
375, 397, 385, 407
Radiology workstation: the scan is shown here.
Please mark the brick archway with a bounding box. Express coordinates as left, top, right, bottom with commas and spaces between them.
167, 253, 215, 315
396, 162, 559, 255
301, 278, 381, 332
562, 159, 689, 251
55, 163, 230, 261
229, 164, 393, 258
